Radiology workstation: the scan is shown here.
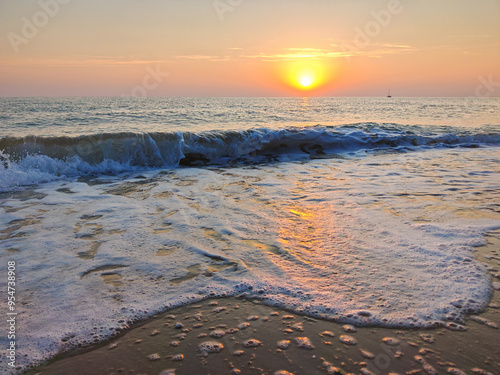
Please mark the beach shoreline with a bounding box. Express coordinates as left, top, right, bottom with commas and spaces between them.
24, 232, 500, 375
1, 100, 498, 375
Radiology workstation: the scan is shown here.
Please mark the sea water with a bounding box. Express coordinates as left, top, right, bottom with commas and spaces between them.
0, 97, 499, 371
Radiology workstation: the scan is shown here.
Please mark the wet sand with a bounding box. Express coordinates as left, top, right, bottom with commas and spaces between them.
25, 232, 500, 375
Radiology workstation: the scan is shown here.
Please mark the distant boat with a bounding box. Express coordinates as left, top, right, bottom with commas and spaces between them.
387, 89, 392, 98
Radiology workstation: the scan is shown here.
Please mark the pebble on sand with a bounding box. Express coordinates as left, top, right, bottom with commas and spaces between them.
469, 316, 499, 329
322, 359, 344, 375
210, 329, 225, 338
360, 349, 375, 359
419, 333, 435, 343
243, 339, 263, 348
414, 355, 438, 375
382, 337, 400, 346
198, 341, 224, 355
339, 335, 357, 345
342, 324, 357, 333
471, 369, 494, 375
320, 331, 335, 337
232, 350, 245, 356
274, 371, 294, 375
419, 348, 435, 355
447, 368, 467, 375
172, 354, 184, 361
277, 340, 290, 349
326, 367, 344, 375
237, 322, 250, 330
445, 322, 467, 331
147, 353, 161, 361
360, 368, 376, 375
295, 337, 315, 349
159, 370, 176, 375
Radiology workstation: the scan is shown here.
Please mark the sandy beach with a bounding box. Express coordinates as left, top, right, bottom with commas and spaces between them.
2, 0, 500, 373
25, 232, 500, 375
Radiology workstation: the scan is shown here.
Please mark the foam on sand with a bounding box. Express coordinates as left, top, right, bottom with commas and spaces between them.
1, 147, 499, 372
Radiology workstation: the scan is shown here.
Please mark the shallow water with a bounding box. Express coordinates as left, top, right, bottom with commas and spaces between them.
0, 97, 499, 372
1, 97, 499, 137
1, 146, 499, 371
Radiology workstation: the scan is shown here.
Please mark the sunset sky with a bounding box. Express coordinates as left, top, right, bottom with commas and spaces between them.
1, 0, 499, 97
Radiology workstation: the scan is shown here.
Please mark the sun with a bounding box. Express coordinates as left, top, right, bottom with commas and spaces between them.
293, 67, 319, 90
279, 61, 333, 93
297, 73, 315, 89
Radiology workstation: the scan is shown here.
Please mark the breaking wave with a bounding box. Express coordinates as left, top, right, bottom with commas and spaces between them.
1, 124, 499, 191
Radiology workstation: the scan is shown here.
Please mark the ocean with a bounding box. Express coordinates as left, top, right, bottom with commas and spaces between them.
0, 97, 499, 371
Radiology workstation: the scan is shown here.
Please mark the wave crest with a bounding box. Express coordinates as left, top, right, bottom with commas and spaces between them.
1, 125, 499, 191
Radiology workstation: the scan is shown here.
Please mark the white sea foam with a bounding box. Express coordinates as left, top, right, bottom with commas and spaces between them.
1, 125, 499, 192
0, 147, 499, 372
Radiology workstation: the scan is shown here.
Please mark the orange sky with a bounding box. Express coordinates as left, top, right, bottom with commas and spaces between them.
0, 0, 499, 97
